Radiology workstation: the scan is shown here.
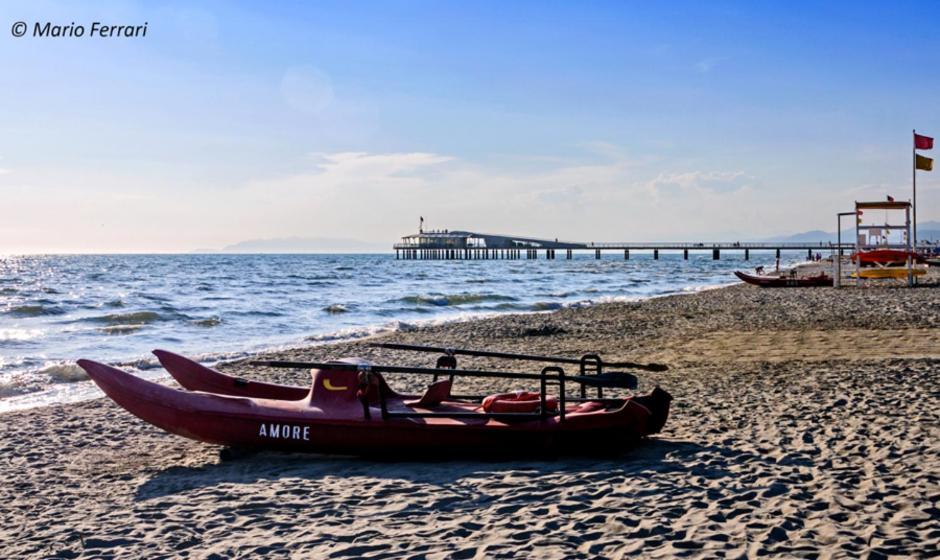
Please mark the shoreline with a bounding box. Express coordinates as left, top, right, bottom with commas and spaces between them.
0, 278, 741, 414
1, 283, 937, 558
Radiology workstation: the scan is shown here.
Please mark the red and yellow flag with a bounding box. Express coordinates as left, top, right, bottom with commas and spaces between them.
916, 154, 933, 171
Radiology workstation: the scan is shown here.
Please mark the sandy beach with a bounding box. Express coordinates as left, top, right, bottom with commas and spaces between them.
1, 284, 938, 559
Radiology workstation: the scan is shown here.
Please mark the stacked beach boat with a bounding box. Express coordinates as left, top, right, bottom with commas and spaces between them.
851, 249, 929, 280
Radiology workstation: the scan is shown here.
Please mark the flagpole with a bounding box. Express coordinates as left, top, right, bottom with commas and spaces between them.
913, 129, 918, 250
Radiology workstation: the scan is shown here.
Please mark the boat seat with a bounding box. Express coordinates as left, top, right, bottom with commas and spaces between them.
482, 391, 558, 413
574, 401, 606, 413
307, 358, 399, 409
405, 379, 452, 408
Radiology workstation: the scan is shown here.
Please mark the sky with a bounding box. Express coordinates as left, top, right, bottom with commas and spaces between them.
2, 0, 940, 253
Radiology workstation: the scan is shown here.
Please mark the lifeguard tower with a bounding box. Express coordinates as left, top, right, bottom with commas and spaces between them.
853, 199, 915, 287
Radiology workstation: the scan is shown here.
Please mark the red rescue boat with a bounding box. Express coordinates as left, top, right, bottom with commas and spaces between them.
80, 345, 672, 456
734, 270, 833, 287
851, 249, 925, 267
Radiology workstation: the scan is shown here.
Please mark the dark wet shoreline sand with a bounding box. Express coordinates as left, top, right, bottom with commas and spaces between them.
1, 284, 938, 558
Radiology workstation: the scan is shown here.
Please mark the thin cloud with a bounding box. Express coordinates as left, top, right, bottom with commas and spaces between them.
695, 56, 728, 73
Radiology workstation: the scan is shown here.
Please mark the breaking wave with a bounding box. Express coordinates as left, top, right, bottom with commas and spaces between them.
398, 294, 518, 307
5, 304, 65, 317
97, 324, 146, 335
83, 311, 165, 325
41, 363, 88, 383
191, 317, 222, 327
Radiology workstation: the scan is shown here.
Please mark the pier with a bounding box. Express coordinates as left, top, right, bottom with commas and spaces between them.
394, 231, 852, 261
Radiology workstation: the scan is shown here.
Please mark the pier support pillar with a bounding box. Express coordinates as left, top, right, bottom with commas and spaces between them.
713, 249, 720, 260
744, 249, 749, 261
595, 249, 601, 259
653, 249, 659, 260
775, 248, 781, 259
808, 248, 813, 260
567, 249, 572, 259
624, 249, 629, 260
683, 249, 688, 260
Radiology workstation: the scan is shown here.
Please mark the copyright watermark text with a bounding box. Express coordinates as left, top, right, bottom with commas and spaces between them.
11, 21, 148, 38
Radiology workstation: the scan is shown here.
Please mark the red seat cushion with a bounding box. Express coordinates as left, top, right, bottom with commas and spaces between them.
482, 391, 558, 413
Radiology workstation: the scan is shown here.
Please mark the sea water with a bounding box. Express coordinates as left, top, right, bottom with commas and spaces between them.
0, 252, 806, 411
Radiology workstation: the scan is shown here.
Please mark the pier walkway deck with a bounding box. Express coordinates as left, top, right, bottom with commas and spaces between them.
393, 230, 851, 260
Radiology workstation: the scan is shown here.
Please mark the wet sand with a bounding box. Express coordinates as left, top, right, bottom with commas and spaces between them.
1, 284, 938, 558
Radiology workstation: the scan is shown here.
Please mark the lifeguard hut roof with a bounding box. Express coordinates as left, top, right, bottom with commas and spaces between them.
856, 201, 911, 210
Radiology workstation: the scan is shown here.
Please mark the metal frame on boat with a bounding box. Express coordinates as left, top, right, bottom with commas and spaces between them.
251, 343, 665, 423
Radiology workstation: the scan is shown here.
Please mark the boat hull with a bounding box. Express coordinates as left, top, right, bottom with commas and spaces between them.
153, 349, 309, 400
853, 268, 927, 279
734, 270, 833, 287
852, 249, 925, 266
78, 360, 671, 456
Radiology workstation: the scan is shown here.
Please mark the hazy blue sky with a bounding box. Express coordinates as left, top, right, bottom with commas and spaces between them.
2, 0, 939, 252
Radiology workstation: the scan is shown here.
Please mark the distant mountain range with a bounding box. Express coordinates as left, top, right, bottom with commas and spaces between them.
762, 220, 940, 243
194, 236, 387, 253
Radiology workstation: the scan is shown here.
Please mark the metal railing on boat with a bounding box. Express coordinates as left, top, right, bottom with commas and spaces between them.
252, 347, 654, 422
